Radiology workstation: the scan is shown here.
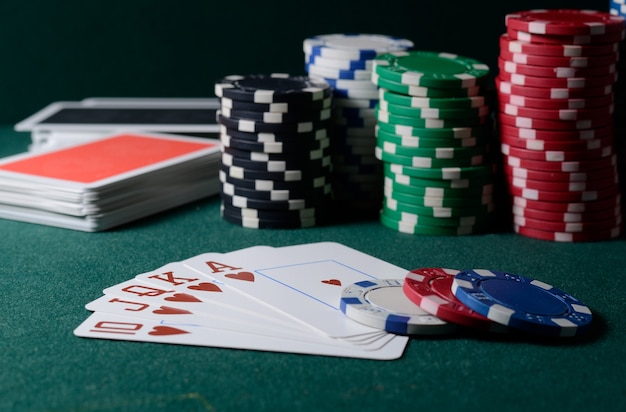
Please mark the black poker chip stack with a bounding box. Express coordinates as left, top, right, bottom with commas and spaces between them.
214, 73, 335, 228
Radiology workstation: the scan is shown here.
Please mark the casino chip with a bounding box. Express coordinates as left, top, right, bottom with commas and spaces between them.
371, 50, 496, 235
339, 278, 457, 335
496, 9, 624, 242
303, 33, 414, 218
214, 73, 335, 229
451, 269, 593, 337
215, 74, 331, 103
505, 9, 625, 35
403, 268, 507, 332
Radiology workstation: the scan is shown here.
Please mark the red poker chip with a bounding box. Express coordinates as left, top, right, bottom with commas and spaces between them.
504, 153, 618, 172
498, 70, 617, 89
497, 92, 614, 110
498, 58, 617, 79
499, 49, 619, 68
496, 78, 612, 100
501, 103, 613, 121
514, 223, 622, 242
403, 268, 506, 332
498, 112, 611, 130
505, 10, 625, 36
512, 203, 622, 223
498, 123, 612, 141
504, 164, 618, 183
500, 33, 620, 57
500, 142, 614, 161
513, 214, 622, 233
507, 173, 619, 193
506, 27, 626, 45
512, 194, 622, 213
507, 180, 620, 203
499, 133, 615, 152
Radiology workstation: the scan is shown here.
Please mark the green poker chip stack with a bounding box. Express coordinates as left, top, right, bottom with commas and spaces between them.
371, 50, 496, 235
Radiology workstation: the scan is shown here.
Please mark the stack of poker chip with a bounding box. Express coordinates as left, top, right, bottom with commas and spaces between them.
303, 34, 414, 218
370, 51, 496, 235
339, 267, 593, 337
214, 74, 334, 229
496, 9, 625, 242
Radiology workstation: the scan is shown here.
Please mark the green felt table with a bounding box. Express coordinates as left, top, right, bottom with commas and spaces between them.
1, 126, 625, 412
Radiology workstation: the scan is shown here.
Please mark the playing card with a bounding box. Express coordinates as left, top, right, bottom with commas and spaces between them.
0, 132, 221, 231
131, 260, 314, 332
182, 242, 410, 339
74, 242, 413, 359
73, 312, 409, 360
0, 132, 219, 189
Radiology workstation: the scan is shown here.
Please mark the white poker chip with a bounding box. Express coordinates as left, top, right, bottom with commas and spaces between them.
304, 34, 414, 60
339, 279, 457, 335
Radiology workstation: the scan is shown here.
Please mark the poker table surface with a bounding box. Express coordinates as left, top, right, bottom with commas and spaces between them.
1, 126, 625, 412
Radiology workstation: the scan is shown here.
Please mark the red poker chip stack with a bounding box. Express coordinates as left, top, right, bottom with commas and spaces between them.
495, 9, 626, 242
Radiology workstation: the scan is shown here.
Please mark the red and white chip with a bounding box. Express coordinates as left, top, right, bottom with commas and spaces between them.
505, 9, 625, 36
402, 268, 505, 332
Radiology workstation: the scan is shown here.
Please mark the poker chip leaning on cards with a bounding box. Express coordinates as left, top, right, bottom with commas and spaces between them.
451, 269, 593, 337
339, 279, 457, 335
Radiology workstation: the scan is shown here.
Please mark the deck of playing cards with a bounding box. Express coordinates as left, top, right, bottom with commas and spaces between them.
15, 97, 220, 152
0, 132, 221, 231
73, 242, 410, 360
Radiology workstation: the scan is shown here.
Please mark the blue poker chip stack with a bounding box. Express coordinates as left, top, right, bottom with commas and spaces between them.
303, 34, 414, 219
214, 73, 335, 229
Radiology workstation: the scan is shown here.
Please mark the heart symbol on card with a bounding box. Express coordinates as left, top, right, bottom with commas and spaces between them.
153, 306, 193, 315
164, 293, 202, 303
322, 279, 342, 286
224, 271, 254, 282
149, 326, 190, 336
187, 282, 223, 292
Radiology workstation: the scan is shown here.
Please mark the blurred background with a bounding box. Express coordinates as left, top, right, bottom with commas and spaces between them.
0, 0, 607, 124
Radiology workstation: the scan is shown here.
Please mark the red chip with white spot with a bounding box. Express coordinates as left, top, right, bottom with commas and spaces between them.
403, 268, 506, 332
505, 9, 625, 36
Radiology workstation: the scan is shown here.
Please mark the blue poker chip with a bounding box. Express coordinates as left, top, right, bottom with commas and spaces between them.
305, 62, 372, 80
339, 279, 457, 335
303, 33, 414, 61
451, 269, 593, 337
323, 78, 377, 91
305, 54, 374, 71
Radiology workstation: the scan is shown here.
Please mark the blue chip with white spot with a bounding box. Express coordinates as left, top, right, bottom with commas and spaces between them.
339, 279, 457, 335
304, 34, 414, 61
451, 269, 593, 337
